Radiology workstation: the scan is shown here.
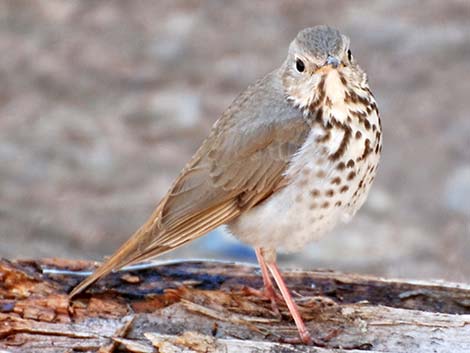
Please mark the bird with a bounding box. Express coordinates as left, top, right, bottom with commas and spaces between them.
69, 25, 382, 345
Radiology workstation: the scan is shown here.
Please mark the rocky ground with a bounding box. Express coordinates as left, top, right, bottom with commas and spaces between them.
0, 1, 468, 281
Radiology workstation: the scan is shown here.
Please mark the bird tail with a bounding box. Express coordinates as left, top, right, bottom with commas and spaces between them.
68, 198, 241, 299
68, 207, 162, 299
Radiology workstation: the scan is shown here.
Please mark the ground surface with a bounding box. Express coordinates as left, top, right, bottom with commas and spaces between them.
0, 1, 469, 280
1, 259, 470, 352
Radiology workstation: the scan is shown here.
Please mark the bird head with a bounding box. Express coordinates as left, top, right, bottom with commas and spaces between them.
282, 25, 368, 114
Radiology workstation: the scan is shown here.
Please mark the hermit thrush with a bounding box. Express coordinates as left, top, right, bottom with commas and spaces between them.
70, 26, 382, 345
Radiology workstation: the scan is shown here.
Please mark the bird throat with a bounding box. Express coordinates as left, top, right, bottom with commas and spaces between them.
290, 69, 371, 129
317, 70, 350, 125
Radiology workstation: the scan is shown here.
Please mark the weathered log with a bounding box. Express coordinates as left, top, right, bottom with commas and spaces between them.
0, 258, 469, 352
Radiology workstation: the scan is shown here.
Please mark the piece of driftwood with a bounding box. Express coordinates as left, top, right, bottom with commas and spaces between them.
0, 258, 469, 353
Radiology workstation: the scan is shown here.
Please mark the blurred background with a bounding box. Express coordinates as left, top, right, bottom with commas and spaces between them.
0, 1, 469, 281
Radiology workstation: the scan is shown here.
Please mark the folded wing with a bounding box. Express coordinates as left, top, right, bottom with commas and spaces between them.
69, 71, 310, 298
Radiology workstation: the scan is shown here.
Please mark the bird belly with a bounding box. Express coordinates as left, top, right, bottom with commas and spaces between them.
227, 118, 381, 253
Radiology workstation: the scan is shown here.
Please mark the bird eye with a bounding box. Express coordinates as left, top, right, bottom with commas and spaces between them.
295, 58, 305, 72
347, 49, 353, 61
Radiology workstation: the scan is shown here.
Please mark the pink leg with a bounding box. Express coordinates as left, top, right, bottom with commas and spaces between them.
255, 247, 280, 301
267, 257, 312, 345
242, 248, 282, 315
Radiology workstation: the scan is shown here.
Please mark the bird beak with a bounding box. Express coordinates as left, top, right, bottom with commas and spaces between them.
314, 55, 341, 75
326, 55, 340, 69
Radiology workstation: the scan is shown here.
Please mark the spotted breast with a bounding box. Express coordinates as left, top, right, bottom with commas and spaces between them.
228, 68, 382, 252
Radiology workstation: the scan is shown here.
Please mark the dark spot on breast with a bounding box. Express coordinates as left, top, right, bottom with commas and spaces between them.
326, 189, 334, 197
309, 203, 318, 210
347, 159, 355, 168
364, 119, 371, 130
337, 161, 346, 170
364, 139, 372, 156
358, 139, 372, 161
331, 177, 341, 185
347, 171, 356, 180
321, 201, 330, 208
309, 99, 320, 112
351, 110, 368, 120
335, 201, 342, 207
340, 185, 349, 193
329, 125, 352, 161
311, 189, 320, 197
344, 91, 357, 104
355, 131, 362, 139
330, 117, 341, 127
316, 170, 326, 178
325, 97, 333, 108
318, 76, 325, 92
345, 91, 370, 106
314, 108, 323, 123
340, 74, 347, 86
357, 93, 370, 106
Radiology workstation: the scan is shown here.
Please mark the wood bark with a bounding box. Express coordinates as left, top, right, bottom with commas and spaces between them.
0, 258, 469, 352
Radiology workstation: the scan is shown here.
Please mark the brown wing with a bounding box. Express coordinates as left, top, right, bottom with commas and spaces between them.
69, 71, 310, 298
